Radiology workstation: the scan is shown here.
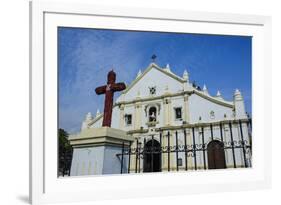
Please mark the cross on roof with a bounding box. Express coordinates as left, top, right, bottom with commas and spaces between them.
151, 54, 157, 62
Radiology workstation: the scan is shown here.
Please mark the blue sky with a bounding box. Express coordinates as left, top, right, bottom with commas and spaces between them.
58, 27, 252, 134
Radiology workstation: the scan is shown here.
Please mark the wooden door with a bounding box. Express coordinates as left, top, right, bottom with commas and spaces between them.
143, 140, 161, 172
207, 140, 226, 169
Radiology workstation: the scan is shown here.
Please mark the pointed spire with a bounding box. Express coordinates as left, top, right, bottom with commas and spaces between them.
216, 90, 223, 100
203, 84, 207, 91
183, 69, 189, 80
164, 63, 171, 72
86, 112, 93, 121
96, 109, 100, 117
203, 84, 209, 95
137, 69, 142, 78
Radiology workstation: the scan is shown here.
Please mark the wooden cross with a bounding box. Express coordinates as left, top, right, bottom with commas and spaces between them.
95, 70, 126, 127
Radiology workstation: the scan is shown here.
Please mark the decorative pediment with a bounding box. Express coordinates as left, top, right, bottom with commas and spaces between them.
122, 63, 186, 95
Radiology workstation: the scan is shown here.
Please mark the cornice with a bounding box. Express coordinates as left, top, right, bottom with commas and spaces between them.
126, 118, 250, 134
116, 89, 234, 108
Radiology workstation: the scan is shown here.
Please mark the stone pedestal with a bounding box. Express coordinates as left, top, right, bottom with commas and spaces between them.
69, 127, 134, 176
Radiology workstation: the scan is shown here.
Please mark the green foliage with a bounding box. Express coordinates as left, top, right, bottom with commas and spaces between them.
59, 128, 71, 150
58, 128, 73, 176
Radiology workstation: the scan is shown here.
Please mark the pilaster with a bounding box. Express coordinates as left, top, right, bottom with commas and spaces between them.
163, 97, 172, 126
134, 102, 142, 130
183, 94, 190, 123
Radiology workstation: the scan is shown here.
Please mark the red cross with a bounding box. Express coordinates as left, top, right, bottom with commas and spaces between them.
95, 70, 126, 127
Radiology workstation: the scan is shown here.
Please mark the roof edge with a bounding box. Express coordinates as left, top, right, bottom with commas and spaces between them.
121, 63, 186, 95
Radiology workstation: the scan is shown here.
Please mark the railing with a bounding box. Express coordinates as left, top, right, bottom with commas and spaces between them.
118, 119, 252, 174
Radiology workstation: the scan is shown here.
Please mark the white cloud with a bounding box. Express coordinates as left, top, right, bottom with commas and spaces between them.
59, 30, 144, 133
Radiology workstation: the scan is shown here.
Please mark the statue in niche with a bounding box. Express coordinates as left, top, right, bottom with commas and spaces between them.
150, 112, 156, 122
149, 107, 157, 122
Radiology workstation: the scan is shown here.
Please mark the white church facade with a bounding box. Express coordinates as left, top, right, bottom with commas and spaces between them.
69, 63, 252, 175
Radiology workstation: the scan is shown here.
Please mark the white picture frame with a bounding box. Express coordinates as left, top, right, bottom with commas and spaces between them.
30, 1, 272, 204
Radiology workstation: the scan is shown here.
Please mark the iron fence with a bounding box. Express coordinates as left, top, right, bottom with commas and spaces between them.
118, 119, 252, 174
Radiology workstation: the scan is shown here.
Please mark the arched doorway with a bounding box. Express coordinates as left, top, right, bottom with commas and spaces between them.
207, 140, 226, 169
143, 139, 161, 172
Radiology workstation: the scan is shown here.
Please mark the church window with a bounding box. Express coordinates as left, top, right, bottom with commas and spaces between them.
149, 107, 157, 122
125, 114, 132, 126
149, 86, 156, 95
174, 107, 182, 120
210, 111, 215, 119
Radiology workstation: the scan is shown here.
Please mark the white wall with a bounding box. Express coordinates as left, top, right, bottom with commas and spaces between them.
189, 94, 234, 123
95, 91, 235, 131
0, 0, 278, 205
70, 147, 105, 175
120, 66, 184, 102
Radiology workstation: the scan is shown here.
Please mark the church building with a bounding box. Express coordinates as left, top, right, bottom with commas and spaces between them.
69, 62, 252, 176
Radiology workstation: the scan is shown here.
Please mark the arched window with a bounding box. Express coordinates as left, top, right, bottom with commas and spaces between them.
149, 107, 157, 122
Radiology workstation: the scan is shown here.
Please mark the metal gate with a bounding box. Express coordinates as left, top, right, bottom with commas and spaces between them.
118, 119, 252, 174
